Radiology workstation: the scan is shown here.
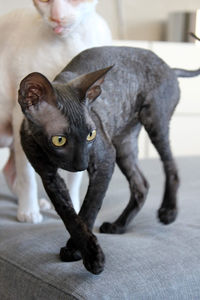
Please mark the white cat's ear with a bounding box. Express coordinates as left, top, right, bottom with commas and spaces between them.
68, 66, 113, 103
18, 72, 55, 114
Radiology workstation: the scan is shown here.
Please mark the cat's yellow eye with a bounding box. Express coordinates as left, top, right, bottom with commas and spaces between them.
52, 136, 67, 147
87, 130, 96, 142
39, 0, 49, 2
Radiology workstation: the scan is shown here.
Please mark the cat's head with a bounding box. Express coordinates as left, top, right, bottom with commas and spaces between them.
33, 0, 98, 37
18, 66, 112, 172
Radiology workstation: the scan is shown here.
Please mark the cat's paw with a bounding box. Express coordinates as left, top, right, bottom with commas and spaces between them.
60, 236, 105, 274
100, 222, 126, 234
60, 246, 82, 262
82, 235, 105, 275
39, 198, 51, 210
17, 209, 43, 224
158, 207, 177, 225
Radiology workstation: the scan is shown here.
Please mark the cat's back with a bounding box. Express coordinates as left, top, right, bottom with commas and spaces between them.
62, 46, 173, 96
64, 46, 170, 76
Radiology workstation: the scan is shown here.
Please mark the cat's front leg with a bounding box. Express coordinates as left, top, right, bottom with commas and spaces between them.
12, 106, 50, 223
41, 172, 105, 274
20, 130, 104, 274
61, 147, 116, 263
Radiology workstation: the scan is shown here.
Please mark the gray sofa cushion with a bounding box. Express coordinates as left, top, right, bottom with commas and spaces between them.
0, 157, 200, 299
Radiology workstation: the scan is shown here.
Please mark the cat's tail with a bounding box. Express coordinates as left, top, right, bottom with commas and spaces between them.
173, 68, 200, 78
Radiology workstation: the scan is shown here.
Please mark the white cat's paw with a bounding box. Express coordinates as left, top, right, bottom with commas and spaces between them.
39, 198, 51, 210
17, 210, 43, 224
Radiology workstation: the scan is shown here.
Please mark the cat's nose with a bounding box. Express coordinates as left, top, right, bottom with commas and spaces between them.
73, 164, 88, 172
50, 17, 62, 24
73, 160, 88, 172
50, 0, 67, 24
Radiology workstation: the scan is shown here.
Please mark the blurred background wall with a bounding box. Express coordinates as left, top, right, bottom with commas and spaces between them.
1, 0, 200, 41
99, 0, 200, 40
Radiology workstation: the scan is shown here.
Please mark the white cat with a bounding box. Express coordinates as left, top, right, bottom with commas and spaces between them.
0, 0, 111, 223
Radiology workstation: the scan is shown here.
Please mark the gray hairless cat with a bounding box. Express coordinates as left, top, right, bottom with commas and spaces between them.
18, 46, 200, 274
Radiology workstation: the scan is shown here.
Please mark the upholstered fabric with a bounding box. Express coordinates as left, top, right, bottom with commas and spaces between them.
0, 157, 200, 299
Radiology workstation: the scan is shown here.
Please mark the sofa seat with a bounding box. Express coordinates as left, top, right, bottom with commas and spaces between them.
0, 157, 200, 299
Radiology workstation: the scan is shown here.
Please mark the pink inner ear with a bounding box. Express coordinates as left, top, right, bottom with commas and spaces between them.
19, 72, 55, 110
29, 87, 43, 98
86, 85, 101, 101
22, 85, 43, 108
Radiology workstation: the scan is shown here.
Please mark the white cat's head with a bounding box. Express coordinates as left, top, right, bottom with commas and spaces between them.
33, 0, 98, 37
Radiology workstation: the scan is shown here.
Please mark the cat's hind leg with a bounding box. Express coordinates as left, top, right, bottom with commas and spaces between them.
139, 97, 179, 224
100, 125, 149, 234
0, 119, 16, 192
61, 145, 116, 263
3, 148, 16, 193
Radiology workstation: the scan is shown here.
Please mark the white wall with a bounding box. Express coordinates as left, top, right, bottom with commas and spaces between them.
0, 0, 33, 15
118, 0, 200, 40
99, 0, 200, 40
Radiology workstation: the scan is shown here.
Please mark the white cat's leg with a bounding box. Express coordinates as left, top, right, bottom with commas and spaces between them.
12, 105, 49, 223
0, 118, 16, 191
3, 148, 16, 193
15, 156, 43, 223
66, 171, 84, 213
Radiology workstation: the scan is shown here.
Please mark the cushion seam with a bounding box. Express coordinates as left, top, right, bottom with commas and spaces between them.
0, 255, 85, 300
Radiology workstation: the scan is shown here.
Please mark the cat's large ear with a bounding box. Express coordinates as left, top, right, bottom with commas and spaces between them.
18, 72, 55, 115
68, 66, 113, 103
